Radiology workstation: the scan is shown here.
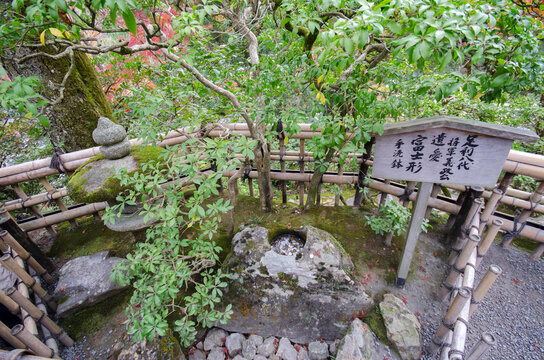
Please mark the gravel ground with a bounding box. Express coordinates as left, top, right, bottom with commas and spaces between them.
419, 241, 544, 360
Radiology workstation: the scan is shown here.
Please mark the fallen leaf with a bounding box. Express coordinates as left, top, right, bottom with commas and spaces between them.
415, 311, 421, 316
368, 264, 373, 270
313, 250, 320, 256
81, 230, 86, 234
361, 280, 367, 285
421, 275, 428, 281
513, 279, 519, 284
433, 252, 438, 257
418, 266, 427, 273
59, 286, 66, 292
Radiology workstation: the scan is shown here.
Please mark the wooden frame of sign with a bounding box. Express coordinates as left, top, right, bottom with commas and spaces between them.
371, 116, 539, 287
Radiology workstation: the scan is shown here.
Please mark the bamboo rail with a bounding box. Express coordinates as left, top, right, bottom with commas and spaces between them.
0, 350, 58, 360
11, 325, 57, 358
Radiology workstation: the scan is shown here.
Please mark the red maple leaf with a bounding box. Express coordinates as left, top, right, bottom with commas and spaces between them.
59, 286, 66, 292
420, 275, 428, 281
415, 311, 421, 317
363, 273, 371, 281
513, 279, 519, 284
313, 250, 320, 256
294, 345, 301, 352
361, 280, 367, 285
368, 264, 373, 270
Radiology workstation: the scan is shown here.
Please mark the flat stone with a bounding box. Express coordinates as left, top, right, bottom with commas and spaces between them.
92, 117, 127, 146
232, 356, 246, 360
257, 337, 277, 357
53, 251, 128, 318
117, 336, 184, 360
242, 339, 257, 359
207, 347, 225, 360
253, 355, 267, 360
276, 338, 297, 360
308, 342, 328, 360
296, 348, 309, 360
189, 349, 206, 360
101, 138, 131, 160
247, 335, 263, 347
379, 294, 422, 360
226, 333, 245, 357
204, 328, 227, 351
219, 226, 372, 343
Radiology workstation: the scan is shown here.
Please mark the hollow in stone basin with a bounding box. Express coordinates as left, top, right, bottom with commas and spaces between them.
270, 232, 305, 256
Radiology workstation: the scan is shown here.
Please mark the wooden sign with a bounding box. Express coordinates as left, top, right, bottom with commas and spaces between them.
370, 116, 539, 288
372, 129, 512, 187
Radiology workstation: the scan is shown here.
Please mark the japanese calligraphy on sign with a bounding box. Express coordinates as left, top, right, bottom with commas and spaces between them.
372, 128, 513, 187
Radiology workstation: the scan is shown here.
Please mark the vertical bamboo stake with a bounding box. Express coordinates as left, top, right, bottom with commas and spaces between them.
466, 333, 496, 360
476, 219, 503, 267
334, 164, 344, 206
38, 177, 77, 228
0, 230, 53, 284
11, 325, 56, 358
29, 269, 59, 356
429, 287, 472, 354
425, 183, 441, 218
531, 244, 544, 260
0, 210, 56, 273
279, 137, 287, 204
441, 234, 480, 300
0, 321, 26, 349
479, 188, 503, 233
469, 265, 502, 317
6, 287, 73, 347
501, 181, 544, 247
448, 199, 482, 266
449, 187, 484, 242
446, 187, 467, 230
12, 185, 56, 238
497, 172, 515, 193
402, 181, 416, 207
299, 139, 305, 206
378, 180, 391, 210
0, 254, 57, 311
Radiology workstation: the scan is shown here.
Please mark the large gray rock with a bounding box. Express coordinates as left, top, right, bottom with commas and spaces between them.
207, 347, 225, 360
219, 226, 372, 344
379, 294, 422, 360
117, 335, 184, 360
204, 328, 227, 351
257, 337, 277, 357
308, 341, 328, 360
92, 117, 127, 146
53, 251, 128, 318
336, 319, 400, 360
0, 265, 17, 291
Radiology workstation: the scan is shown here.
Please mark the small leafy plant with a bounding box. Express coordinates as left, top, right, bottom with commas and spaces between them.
365, 199, 431, 238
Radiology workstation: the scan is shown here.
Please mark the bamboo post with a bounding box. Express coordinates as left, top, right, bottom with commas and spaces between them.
531, 244, 544, 259
497, 172, 515, 194
12, 185, 56, 238
29, 268, 61, 355
441, 234, 480, 301
334, 164, 344, 206
279, 137, 287, 204
402, 181, 416, 207
447, 188, 468, 229
440, 331, 453, 360
466, 333, 496, 360
0, 210, 56, 273
0, 254, 57, 311
470, 265, 502, 317
353, 139, 374, 208
501, 181, 544, 247
429, 287, 472, 354
11, 325, 57, 358
448, 249, 476, 359
476, 219, 503, 267
0, 230, 53, 284
449, 187, 484, 242
0, 289, 20, 315
425, 183, 441, 218
479, 188, 503, 233
39, 177, 77, 228
6, 287, 72, 347
448, 199, 482, 266
299, 139, 305, 206
0, 321, 26, 349
378, 180, 391, 210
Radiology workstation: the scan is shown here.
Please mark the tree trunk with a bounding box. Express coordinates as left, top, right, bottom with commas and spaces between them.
254, 141, 273, 212
305, 148, 336, 208
2, 46, 113, 152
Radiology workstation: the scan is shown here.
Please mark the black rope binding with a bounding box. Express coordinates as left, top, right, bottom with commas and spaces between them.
276, 120, 285, 140
502, 211, 527, 244
399, 187, 414, 202
49, 147, 66, 173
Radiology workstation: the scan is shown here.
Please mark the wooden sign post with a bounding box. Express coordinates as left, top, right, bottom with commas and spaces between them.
371, 116, 538, 287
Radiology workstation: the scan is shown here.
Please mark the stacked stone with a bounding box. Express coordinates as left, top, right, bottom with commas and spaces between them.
188, 324, 403, 360
92, 117, 131, 159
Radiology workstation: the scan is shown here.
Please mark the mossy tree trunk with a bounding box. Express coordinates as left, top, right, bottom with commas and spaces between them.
2, 46, 113, 152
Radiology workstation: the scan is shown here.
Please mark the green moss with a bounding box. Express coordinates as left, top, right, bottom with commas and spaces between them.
363, 306, 391, 347
59, 290, 131, 340
67, 145, 164, 204
49, 216, 135, 261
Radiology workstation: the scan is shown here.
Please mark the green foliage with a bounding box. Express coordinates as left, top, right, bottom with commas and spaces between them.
105, 137, 255, 345
365, 199, 430, 237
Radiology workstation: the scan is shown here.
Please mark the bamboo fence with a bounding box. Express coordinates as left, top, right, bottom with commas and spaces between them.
1, 124, 544, 258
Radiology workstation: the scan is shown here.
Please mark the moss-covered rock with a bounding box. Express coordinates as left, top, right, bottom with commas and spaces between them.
67, 145, 164, 204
